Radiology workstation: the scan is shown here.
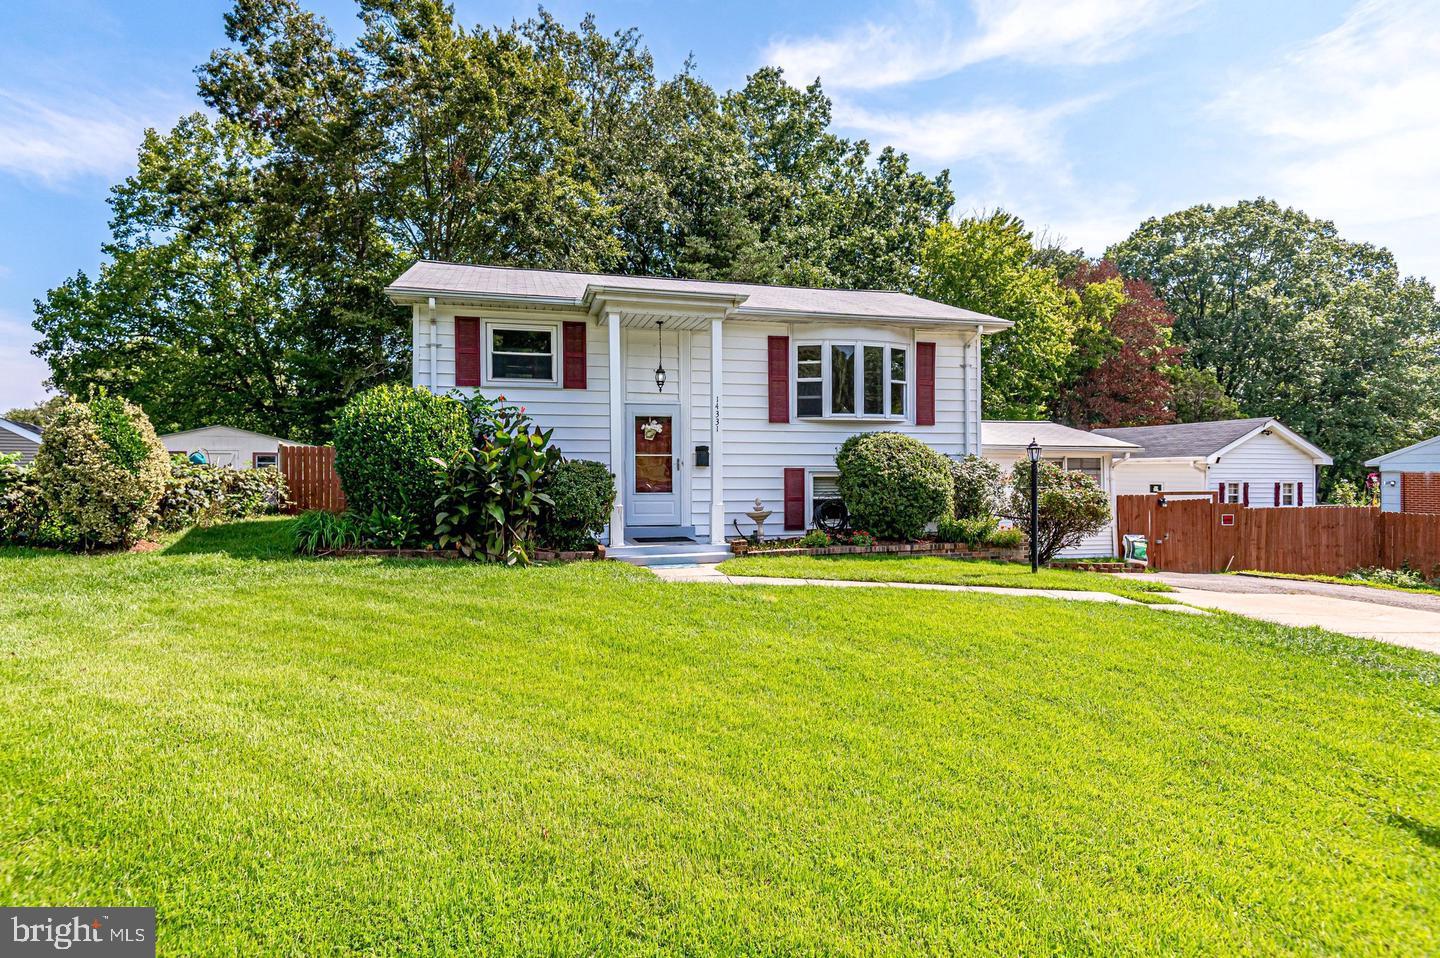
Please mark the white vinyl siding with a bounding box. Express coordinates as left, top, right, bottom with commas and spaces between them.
415, 310, 982, 542
158, 426, 284, 470
1208, 430, 1318, 508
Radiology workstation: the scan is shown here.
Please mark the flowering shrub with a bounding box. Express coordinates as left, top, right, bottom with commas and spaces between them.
999, 460, 1109, 563
798, 529, 832, 548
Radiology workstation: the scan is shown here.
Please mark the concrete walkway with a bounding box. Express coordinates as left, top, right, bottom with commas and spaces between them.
1118, 572, 1440, 654
648, 563, 1207, 613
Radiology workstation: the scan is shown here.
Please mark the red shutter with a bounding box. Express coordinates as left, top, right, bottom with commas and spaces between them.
1242, 482, 1250, 506
1298, 481, 1304, 506
783, 467, 805, 530
768, 336, 789, 423
563, 321, 587, 390
455, 316, 481, 387
915, 341, 936, 426
1273, 482, 1280, 507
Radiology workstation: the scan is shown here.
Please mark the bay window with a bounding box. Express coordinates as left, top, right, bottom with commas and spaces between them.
797, 340, 909, 419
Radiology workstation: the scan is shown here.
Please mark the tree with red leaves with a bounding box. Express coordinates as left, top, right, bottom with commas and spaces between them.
1049, 260, 1183, 429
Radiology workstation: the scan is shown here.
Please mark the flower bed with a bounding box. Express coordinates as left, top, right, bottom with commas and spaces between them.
730, 538, 1025, 562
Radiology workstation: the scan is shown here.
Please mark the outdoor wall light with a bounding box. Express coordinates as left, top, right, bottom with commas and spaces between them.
654, 320, 667, 392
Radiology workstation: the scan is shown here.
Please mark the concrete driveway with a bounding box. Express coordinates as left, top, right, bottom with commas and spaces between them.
1123, 572, 1440, 654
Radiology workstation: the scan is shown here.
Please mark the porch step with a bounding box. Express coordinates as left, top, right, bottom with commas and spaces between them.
609, 541, 731, 567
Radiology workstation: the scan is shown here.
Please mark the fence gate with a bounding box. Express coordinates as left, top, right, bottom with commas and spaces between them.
279, 444, 347, 514
1115, 493, 1217, 573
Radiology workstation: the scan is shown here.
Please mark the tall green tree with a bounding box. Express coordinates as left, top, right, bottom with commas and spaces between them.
1110, 197, 1440, 484
918, 214, 1076, 418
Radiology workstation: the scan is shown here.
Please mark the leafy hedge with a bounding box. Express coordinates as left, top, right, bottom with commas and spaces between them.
154, 459, 289, 532
538, 459, 615, 551
332, 385, 470, 533
835, 432, 954, 541
0, 454, 73, 548
31, 395, 170, 548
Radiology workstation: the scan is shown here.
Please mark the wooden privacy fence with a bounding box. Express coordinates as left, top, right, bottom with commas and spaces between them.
1115, 494, 1440, 576
279, 444, 347, 514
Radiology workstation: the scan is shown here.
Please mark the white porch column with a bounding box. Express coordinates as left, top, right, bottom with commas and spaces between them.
709, 316, 726, 545
972, 326, 984, 456
607, 311, 625, 547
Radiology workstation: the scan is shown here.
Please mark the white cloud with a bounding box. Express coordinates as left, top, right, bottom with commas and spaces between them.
1217, 0, 1440, 280
765, 0, 1203, 90
0, 88, 184, 186
834, 96, 1096, 167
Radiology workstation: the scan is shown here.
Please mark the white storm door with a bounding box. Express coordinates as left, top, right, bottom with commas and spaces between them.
625, 405, 682, 526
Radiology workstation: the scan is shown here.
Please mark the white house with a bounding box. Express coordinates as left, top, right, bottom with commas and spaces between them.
1096, 418, 1331, 508
1365, 435, 1440, 513
981, 421, 1140, 557
387, 261, 1010, 555
0, 418, 43, 465
159, 426, 287, 469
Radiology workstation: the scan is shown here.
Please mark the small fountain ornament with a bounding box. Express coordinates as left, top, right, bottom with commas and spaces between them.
745, 497, 774, 543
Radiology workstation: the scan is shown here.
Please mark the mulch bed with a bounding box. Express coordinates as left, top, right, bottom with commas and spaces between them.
730, 539, 1027, 561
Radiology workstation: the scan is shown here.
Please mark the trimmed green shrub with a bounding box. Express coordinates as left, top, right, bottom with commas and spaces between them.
32, 395, 170, 548
950, 454, 1003, 520
835, 432, 954, 541
798, 529, 832, 548
999, 460, 1109, 563
537, 459, 615, 551
333, 384, 470, 532
936, 515, 998, 547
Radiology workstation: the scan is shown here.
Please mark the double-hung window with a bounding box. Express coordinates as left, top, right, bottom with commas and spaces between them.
1222, 482, 1243, 504
797, 340, 908, 420
1279, 481, 1297, 506
488, 323, 557, 384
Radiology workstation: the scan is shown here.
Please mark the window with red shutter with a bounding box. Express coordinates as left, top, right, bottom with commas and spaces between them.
455, 317, 481, 387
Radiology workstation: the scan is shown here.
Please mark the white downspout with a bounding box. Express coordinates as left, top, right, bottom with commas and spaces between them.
428, 296, 438, 393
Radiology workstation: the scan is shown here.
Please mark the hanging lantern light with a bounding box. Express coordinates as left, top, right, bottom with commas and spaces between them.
654, 320, 667, 392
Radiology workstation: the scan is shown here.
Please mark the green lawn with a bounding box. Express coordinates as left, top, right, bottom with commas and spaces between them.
2, 518, 1439, 955
720, 553, 1175, 602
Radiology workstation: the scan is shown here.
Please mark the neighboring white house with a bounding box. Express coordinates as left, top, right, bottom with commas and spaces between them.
387, 261, 1011, 553
981, 421, 1139, 557
0, 418, 43, 465
1096, 418, 1331, 508
1365, 435, 1440, 513
159, 426, 287, 469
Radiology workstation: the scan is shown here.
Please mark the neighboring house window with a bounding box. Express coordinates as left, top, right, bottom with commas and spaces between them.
1149, 483, 1163, 493
1045, 457, 1104, 483
1222, 482, 1243, 504
253, 452, 279, 469
1280, 481, 1297, 506
488, 323, 557, 383
797, 341, 908, 420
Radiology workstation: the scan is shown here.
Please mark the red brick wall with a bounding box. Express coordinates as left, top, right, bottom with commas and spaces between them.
1401, 472, 1440, 514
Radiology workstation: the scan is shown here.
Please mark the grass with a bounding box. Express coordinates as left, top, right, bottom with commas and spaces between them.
1240, 569, 1440, 597
2, 518, 1439, 955
720, 553, 1175, 602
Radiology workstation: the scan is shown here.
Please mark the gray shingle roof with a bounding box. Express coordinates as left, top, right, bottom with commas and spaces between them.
982, 420, 1139, 451
1093, 419, 1273, 458
387, 260, 1011, 326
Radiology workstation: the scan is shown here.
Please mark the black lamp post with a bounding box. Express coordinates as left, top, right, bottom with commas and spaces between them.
1027, 438, 1041, 573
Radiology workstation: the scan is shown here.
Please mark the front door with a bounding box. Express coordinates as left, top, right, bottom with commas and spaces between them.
626, 406, 681, 527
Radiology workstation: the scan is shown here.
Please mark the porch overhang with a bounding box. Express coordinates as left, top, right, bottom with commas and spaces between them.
583, 285, 747, 331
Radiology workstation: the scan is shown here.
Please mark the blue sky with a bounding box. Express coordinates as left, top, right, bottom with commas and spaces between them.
3, 0, 1437, 411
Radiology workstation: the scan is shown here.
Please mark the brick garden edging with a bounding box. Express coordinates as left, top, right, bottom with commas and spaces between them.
1047, 561, 1126, 574
325, 546, 605, 562
730, 539, 1026, 562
